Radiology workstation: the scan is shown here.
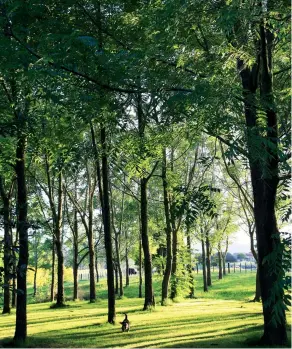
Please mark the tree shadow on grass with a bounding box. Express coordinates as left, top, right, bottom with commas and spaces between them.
13, 313, 268, 348
10, 323, 266, 348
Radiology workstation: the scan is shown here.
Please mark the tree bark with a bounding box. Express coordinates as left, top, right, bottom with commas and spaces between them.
125, 242, 129, 287
138, 233, 143, 298
201, 239, 208, 292
33, 236, 38, 297
161, 149, 173, 305
95, 252, 99, 283
140, 178, 155, 309
238, 22, 287, 343
13, 131, 28, 342
101, 126, 115, 324
205, 232, 212, 287
218, 245, 223, 280
137, 93, 155, 310
186, 230, 194, 298
87, 166, 96, 303
114, 264, 119, 294
50, 237, 55, 302
55, 172, 65, 307
88, 210, 96, 303
73, 201, 78, 301
0, 176, 12, 314
222, 256, 226, 276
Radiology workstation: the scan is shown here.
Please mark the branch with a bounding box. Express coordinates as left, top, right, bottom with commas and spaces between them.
205, 131, 248, 158
146, 161, 159, 182
220, 141, 254, 212
273, 66, 290, 76
9, 30, 137, 94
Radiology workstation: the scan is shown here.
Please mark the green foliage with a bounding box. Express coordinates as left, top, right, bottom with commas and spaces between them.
262, 232, 291, 327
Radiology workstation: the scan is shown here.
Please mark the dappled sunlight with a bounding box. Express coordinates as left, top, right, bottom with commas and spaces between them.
1, 274, 290, 348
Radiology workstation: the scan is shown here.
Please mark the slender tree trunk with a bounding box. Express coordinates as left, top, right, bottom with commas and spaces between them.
161, 149, 173, 305
138, 233, 143, 298
125, 243, 129, 287
114, 264, 119, 294
186, 229, 194, 298
101, 126, 115, 324
88, 171, 96, 303
170, 219, 178, 299
95, 252, 99, 283
141, 178, 154, 309
72, 200, 78, 301
205, 232, 211, 287
13, 132, 28, 342
222, 255, 226, 276
118, 265, 123, 297
12, 258, 16, 308
136, 92, 155, 310
50, 238, 55, 302
73, 242, 78, 301
33, 244, 37, 297
11, 223, 17, 308
55, 172, 65, 307
218, 246, 223, 280
201, 239, 208, 292
88, 232, 96, 302
113, 232, 123, 296
0, 177, 12, 314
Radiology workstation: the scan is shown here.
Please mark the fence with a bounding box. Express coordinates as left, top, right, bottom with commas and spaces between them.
199, 262, 257, 274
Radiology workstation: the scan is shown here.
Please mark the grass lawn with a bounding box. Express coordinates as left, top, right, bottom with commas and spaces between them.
0, 272, 290, 348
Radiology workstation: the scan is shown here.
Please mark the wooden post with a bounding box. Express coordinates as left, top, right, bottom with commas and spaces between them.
240, 263, 241, 273
228, 263, 230, 273
245, 262, 247, 272
196, 263, 199, 274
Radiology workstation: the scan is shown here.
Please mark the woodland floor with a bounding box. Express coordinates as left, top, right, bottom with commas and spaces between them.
0, 273, 291, 348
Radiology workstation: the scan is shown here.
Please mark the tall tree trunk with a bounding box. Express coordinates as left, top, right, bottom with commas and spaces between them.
13, 132, 28, 343
205, 232, 212, 287
238, 22, 287, 343
137, 92, 155, 310
138, 233, 143, 298
125, 242, 129, 287
87, 168, 96, 303
73, 201, 78, 301
0, 177, 12, 314
141, 178, 154, 309
88, 221, 96, 303
50, 237, 55, 302
55, 172, 65, 307
186, 229, 194, 298
218, 245, 223, 280
170, 210, 178, 299
33, 238, 38, 297
73, 248, 78, 301
114, 264, 119, 295
201, 239, 208, 292
95, 252, 99, 283
161, 149, 173, 305
222, 255, 226, 276
12, 258, 16, 308
101, 126, 115, 324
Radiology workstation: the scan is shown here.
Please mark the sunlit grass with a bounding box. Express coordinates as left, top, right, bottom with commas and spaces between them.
0, 272, 290, 348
